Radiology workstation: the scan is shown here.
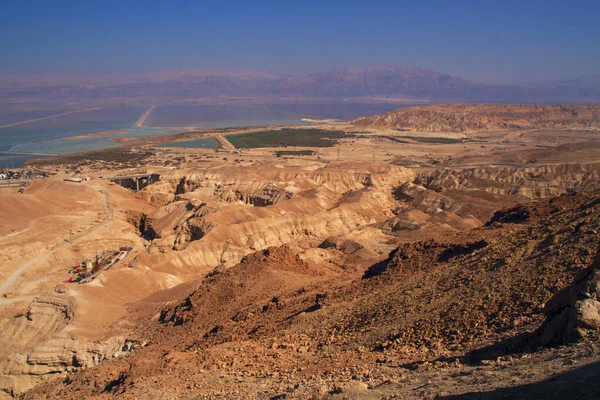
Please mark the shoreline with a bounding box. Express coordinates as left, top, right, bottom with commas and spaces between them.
9, 120, 331, 169
61, 129, 129, 141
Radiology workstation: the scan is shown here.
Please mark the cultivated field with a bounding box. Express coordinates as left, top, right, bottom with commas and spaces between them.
226, 128, 353, 148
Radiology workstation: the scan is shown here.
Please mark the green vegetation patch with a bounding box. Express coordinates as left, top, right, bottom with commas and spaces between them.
30, 149, 152, 167
396, 136, 464, 144
227, 129, 351, 148
395, 136, 483, 144
275, 150, 317, 157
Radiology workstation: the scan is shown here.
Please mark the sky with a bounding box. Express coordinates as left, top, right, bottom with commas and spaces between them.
1, 0, 599, 83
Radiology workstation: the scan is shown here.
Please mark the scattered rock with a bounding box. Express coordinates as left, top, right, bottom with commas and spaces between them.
535, 249, 600, 345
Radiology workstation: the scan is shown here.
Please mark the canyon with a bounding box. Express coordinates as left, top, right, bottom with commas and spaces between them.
0, 104, 599, 398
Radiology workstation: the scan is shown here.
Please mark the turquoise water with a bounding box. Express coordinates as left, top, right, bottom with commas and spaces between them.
146, 104, 311, 128
0, 101, 412, 168
145, 102, 408, 128
158, 138, 217, 149
9, 125, 180, 155
0, 107, 145, 150
0, 108, 76, 126
0, 153, 52, 169
0, 107, 181, 167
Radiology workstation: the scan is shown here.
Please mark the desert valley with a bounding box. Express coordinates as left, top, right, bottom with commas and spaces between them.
4, 1, 600, 397
0, 103, 598, 398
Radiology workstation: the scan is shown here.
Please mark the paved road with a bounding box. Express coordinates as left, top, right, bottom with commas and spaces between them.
0, 187, 113, 299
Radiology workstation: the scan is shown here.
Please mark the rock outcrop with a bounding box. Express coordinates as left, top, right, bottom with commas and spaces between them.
319, 236, 363, 255
415, 163, 600, 200
387, 163, 600, 228
143, 199, 215, 251
0, 292, 137, 397
129, 164, 415, 276
535, 248, 600, 346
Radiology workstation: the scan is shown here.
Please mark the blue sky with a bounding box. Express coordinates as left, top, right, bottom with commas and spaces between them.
1, 0, 599, 83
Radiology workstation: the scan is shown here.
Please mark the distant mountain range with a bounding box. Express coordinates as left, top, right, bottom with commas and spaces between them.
1, 66, 599, 105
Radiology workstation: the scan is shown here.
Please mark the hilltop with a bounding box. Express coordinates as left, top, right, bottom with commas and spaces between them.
352, 104, 600, 132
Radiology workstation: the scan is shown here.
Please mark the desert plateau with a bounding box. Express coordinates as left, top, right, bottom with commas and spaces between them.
2, 2, 600, 397
0, 103, 598, 398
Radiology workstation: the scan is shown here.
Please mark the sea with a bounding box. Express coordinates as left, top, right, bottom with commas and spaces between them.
0, 101, 411, 168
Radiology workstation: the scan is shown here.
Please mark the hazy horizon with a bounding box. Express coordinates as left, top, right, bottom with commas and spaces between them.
2, 64, 600, 86
2, 0, 600, 84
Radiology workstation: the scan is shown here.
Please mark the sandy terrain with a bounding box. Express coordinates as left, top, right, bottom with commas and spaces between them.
0, 104, 599, 398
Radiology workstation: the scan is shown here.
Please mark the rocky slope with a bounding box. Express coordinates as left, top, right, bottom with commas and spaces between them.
6, 156, 600, 397
534, 249, 600, 346
353, 104, 600, 132
128, 164, 415, 277
23, 189, 600, 399
385, 162, 600, 236
416, 163, 600, 197
0, 290, 136, 397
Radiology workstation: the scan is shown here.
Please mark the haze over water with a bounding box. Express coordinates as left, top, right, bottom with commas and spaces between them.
0, 101, 407, 167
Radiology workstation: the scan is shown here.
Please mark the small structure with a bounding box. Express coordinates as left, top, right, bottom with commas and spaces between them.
64, 178, 82, 183
83, 260, 93, 271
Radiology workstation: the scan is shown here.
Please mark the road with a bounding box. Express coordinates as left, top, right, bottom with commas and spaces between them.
136, 106, 155, 127
0, 180, 30, 189
0, 187, 113, 299
215, 135, 238, 152
0, 108, 102, 130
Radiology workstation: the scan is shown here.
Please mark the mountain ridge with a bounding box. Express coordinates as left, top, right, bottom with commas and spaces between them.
1, 66, 599, 104
352, 103, 600, 132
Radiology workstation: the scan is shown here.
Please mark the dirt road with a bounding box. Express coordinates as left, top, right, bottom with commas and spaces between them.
215, 134, 237, 152
0, 187, 113, 300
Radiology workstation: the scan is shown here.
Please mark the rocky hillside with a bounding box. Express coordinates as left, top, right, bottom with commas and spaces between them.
24, 189, 600, 399
353, 104, 600, 132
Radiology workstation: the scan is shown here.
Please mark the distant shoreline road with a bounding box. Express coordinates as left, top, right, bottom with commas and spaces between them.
136, 105, 155, 127
0, 108, 102, 129
215, 134, 237, 151
0, 151, 56, 156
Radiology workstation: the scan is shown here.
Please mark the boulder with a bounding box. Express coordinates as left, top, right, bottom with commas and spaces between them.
535, 249, 600, 345
319, 236, 363, 255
